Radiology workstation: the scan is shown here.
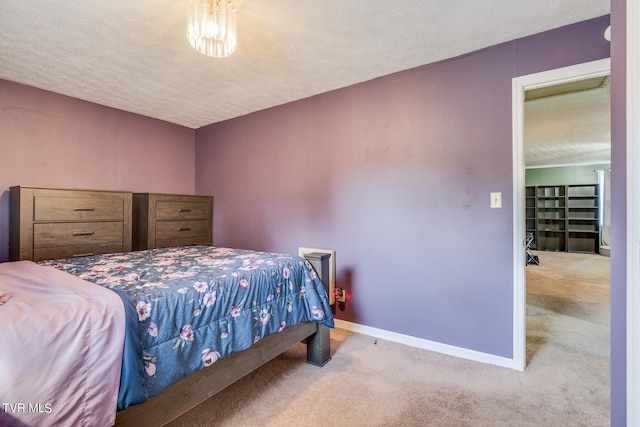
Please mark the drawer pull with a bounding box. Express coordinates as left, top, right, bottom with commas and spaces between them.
73, 253, 94, 257
178, 227, 192, 232
72, 232, 95, 237
73, 207, 96, 212
178, 208, 192, 213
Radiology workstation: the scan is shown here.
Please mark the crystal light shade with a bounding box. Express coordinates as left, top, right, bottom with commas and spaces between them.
187, 0, 237, 58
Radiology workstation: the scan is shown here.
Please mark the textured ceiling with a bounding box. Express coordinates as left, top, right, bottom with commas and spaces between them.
0, 1, 610, 166
525, 79, 611, 168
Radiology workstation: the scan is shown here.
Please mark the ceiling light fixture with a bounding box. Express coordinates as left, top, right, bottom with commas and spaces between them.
187, 0, 237, 58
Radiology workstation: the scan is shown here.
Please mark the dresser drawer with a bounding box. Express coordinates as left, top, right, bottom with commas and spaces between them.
155, 201, 210, 220
155, 220, 209, 241
34, 196, 124, 222
155, 236, 212, 249
34, 222, 124, 248
34, 243, 125, 262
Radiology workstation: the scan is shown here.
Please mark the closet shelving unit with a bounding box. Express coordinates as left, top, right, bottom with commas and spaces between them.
525, 184, 600, 254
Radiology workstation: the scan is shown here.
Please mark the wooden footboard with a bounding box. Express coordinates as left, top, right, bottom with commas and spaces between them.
115, 252, 332, 426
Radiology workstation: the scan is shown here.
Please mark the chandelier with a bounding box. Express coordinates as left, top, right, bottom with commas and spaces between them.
187, 0, 237, 58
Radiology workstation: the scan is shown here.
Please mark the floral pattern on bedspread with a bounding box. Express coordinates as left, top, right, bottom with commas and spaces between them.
39, 246, 334, 399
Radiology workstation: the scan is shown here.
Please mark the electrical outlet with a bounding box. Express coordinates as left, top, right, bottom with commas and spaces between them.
335, 287, 346, 303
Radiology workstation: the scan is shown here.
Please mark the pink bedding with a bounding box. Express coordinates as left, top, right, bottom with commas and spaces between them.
0, 261, 125, 427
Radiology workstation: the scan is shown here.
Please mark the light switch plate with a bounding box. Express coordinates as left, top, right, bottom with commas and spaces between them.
490, 192, 502, 208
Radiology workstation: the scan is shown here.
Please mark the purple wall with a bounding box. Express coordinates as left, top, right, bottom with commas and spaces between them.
195, 16, 611, 358
610, 0, 626, 425
0, 12, 625, 423
0, 80, 196, 262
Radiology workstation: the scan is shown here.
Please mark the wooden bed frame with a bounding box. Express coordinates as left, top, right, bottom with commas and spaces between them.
114, 252, 332, 426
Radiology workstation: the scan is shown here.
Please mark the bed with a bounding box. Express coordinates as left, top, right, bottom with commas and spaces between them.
1, 246, 333, 426
3, 187, 334, 426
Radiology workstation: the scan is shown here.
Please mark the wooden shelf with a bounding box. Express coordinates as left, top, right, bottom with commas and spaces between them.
525, 184, 600, 254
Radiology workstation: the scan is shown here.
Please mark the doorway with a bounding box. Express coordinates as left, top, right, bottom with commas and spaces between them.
511, 58, 611, 371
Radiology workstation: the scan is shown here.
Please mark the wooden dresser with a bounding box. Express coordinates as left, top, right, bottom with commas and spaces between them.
10, 186, 132, 261
132, 193, 213, 250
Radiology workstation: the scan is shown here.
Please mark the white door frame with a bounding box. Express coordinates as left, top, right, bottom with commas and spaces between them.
626, 0, 640, 423
511, 58, 611, 372
512, 6, 640, 421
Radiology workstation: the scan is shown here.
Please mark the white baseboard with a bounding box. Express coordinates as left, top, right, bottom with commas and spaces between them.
334, 319, 520, 370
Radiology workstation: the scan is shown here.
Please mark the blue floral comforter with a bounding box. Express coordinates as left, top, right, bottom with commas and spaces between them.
40, 246, 334, 409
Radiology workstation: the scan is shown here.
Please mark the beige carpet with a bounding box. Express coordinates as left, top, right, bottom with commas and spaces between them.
168, 251, 610, 427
